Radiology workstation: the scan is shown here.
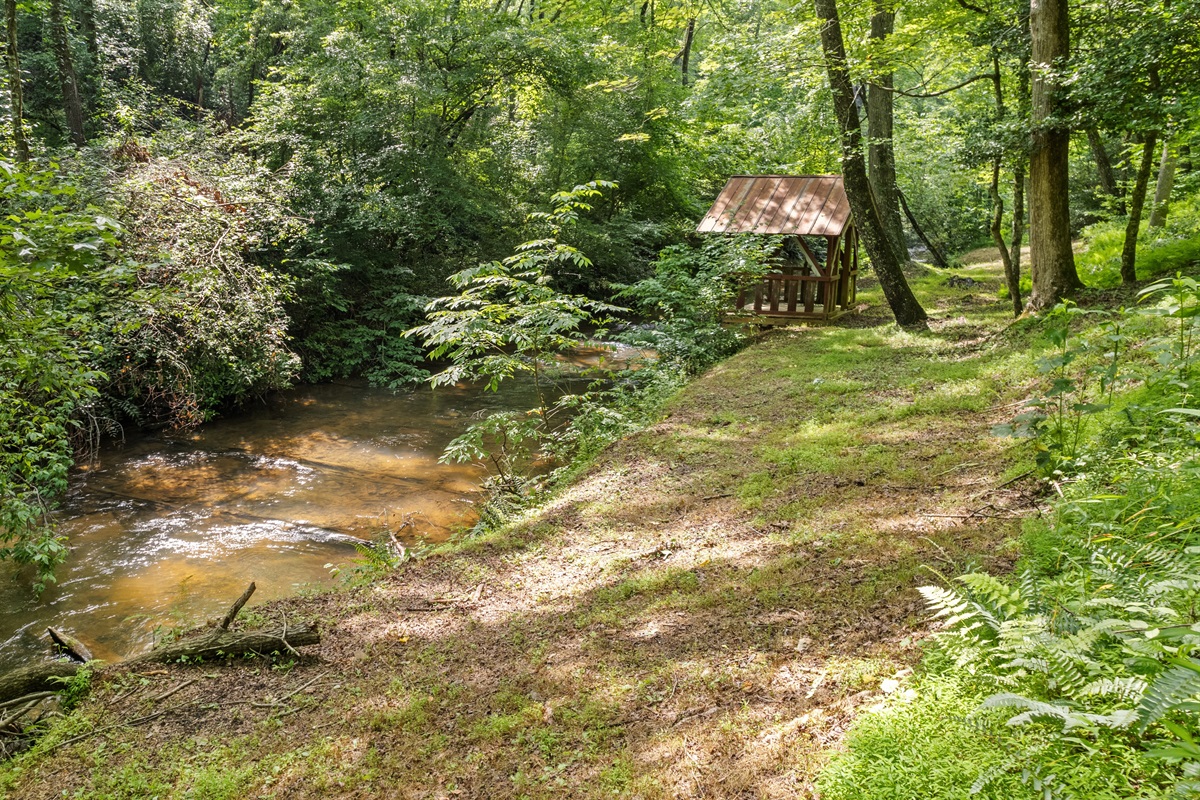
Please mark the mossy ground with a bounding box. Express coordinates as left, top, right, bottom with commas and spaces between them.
2, 257, 1065, 799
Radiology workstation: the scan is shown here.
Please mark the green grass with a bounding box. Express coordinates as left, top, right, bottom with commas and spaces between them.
1077, 195, 1200, 287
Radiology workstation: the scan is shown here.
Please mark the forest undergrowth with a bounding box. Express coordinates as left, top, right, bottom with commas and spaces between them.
1, 259, 1067, 799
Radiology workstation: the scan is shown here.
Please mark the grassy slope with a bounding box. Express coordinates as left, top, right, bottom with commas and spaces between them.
2, 258, 1049, 799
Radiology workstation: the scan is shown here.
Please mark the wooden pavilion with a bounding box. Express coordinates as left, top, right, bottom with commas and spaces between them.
697, 175, 859, 323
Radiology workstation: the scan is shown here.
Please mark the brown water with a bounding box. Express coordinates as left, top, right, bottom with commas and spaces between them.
0, 352, 636, 671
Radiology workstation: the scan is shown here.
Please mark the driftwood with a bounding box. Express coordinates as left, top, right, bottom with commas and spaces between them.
47, 627, 93, 663
0, 583, 320, 705
126, 582, 319, 665
123, 622, 320, 666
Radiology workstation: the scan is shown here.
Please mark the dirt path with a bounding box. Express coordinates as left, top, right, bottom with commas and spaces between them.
1, 262, 1043, 799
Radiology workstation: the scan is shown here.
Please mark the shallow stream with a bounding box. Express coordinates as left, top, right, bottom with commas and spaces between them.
0, 348, 636, 672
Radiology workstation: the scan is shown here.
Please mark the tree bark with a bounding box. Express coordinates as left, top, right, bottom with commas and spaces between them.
867, 2, 908, 265
78, 0, 98, 63
1087, 127, 1124, 214
1010, 162, 1026, 283
990, 160, 1021, 316
681, 18, 694, 87
1147, 138, 1176, 229
49, 0, 86, 146
0, 662, 79, 704
897, 189, 949, 268
989, 59, 1021, 315
1026, 0, 1082, 309
1121, 134, 1158, 284
813, 0, 926, 328
4, 0, 27, 161
124, 622, 321, 667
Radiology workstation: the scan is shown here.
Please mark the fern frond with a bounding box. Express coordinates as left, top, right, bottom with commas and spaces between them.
1079, 676, 1148, 703
1137, 659, 1200, 732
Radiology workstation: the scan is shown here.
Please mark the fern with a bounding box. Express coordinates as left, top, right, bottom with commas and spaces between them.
1137, 659, 1200, 732
1079, 676, 1149, 703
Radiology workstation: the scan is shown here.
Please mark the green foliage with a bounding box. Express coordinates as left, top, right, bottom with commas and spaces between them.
408, 181, 623, 413
616, 236, 780, 374
101, 157, 300, 424
993, 302, 1121, 475
829, 286, 1200, 797
0, 160, 117, 591
1078, 197, 1200, 288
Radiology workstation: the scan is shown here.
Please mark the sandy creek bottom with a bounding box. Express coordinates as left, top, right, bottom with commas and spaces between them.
0, 351, 634, 672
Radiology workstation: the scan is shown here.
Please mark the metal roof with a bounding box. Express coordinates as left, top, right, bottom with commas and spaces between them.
696, 175, 852, 236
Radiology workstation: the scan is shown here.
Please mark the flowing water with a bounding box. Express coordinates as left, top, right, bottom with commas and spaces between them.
0, 348, 640, 672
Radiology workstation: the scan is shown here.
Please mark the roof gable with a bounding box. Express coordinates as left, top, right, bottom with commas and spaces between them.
696, 175, 851, 236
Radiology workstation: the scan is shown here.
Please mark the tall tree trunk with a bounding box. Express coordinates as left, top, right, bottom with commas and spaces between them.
813, 0, 927, 328
49, 0, 85, 146
4, 0, 27, 161
990, 59, 1021, 315
1010, 162, 1026, 284
867, 2, 908, 265
1121, 134, 1158, 283
1027, 0, 1082, 309
1087, 127, 1124, 214
1147, 139, 1176, 229
991, 160, 1021, 316
78, 0, 98, 62
195, 40, 210, 120
897, 189, 949, 268
1009, 8, 1030, 292
680, 18, 694, 86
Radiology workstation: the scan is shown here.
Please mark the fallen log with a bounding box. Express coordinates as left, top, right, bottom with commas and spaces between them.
47, 627, 94, 664
128, 582, 319, 665
124, 621, 320, 666
0, 583, 320, 705
0, 662, 80, 705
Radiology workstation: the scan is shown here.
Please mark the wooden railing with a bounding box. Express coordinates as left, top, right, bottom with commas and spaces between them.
734, 273, 836, 316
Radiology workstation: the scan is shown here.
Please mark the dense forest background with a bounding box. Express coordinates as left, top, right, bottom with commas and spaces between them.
2, 0, 1198, 577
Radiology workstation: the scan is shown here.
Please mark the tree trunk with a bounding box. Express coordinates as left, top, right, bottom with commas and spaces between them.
813, 0, 927, 328
4, 0, 27, 161
195, 40, 210, 120
991, 158, 1021, 316
1087, 127, 1124, 215
897, 189, 949, 268
1121, 134, 1158, 284
1010, 161, 1026, 282
681, 18, 694, 87
78, 0, 98, 62
1026, 0, 1082, 310
867, 3, 908, 265
1147, 139, 1176, 229
989, 60, 1021, 315
49, 0, 86, 146
0, 662, 79, 705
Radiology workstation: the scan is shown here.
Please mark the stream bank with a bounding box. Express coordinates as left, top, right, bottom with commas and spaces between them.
0, 260, 1044, 799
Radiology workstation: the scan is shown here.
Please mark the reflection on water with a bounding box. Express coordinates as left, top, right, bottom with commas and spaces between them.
0, 374, 569, 671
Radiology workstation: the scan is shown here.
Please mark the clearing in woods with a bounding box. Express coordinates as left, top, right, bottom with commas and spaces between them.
1, 256, 1046, 798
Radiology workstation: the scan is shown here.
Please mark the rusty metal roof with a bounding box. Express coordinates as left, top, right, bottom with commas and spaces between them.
696, 175, 852, 236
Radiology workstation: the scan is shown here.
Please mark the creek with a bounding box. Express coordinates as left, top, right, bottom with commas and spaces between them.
0, 346, 638, 672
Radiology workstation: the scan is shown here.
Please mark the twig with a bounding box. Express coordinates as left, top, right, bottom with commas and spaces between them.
933, 462, 980, 477
279, 673, 325, 704
221, 582, 257, 630
42, 708, 171, 754
152, 678, 197, 704
0, 692, 56, 712
0, 700, 41, 730
995, 469, 1035, 489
